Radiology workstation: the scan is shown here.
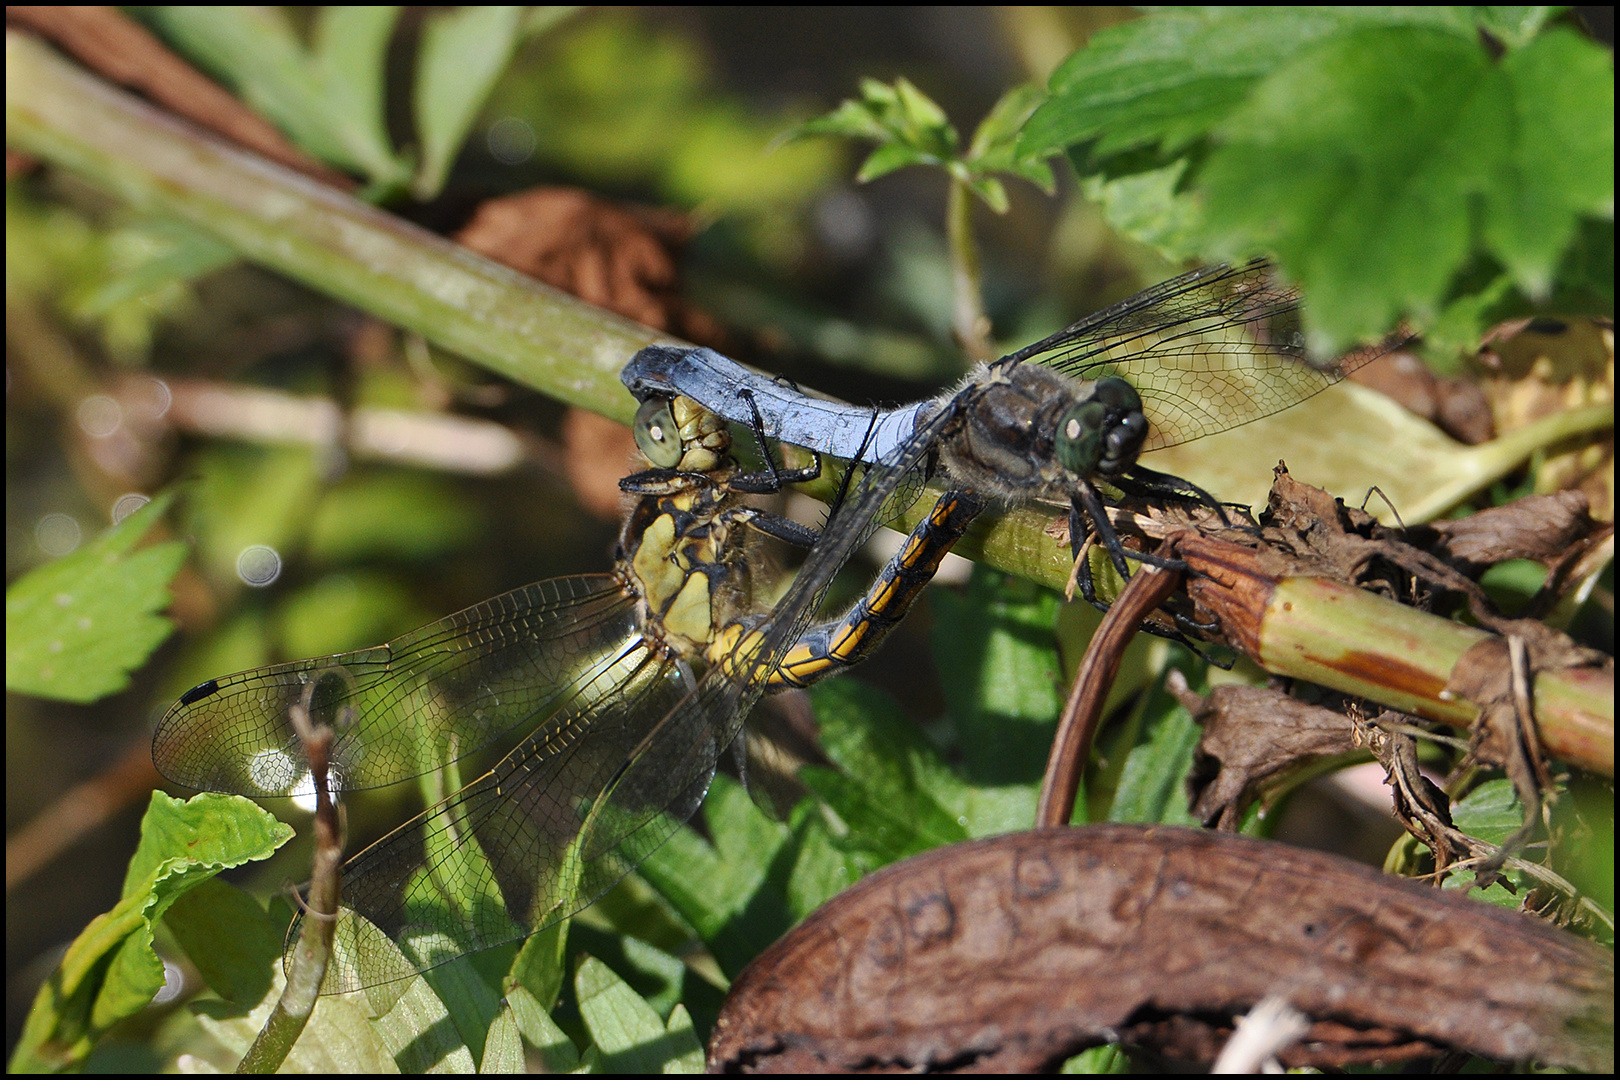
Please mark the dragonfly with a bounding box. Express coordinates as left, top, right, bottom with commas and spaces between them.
152, 382, 977, 995
624, 260, 1404, 610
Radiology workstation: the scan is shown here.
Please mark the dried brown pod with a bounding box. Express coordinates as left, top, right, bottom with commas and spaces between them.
709, 825, 1613, 1072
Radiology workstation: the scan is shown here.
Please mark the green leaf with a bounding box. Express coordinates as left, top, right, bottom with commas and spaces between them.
413, 6, 526, 200
855, 140, 943, 182
783, 808, 862, 920
1105, 672, 1204, 826
311, 7, 408, 189
967, 83, 1056, 194
1198, 27, 1518, 351
144, 7, 409, 187
793, 76, 958, 167
480, 1002, 525, 1073
1483, 29, 1615, 297
7, 492, 186, 703
9, 792, 292, 1073
803, 680, 969, 864
635, 775, 797, 976
163, 877, 284, 1007
1451, 778, 1526, 846
1020, 7, 1476, 163
505, 983, 580, 1072
931, 569, 1063, 786
575, 957, 703, 1074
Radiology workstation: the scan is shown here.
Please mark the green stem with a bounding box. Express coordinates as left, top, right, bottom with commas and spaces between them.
946, 178, 994, 362
6, 30, 658, 427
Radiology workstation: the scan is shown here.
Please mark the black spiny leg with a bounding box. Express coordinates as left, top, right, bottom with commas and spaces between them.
1069, 481, 1227, 653
728, 387, 822, 494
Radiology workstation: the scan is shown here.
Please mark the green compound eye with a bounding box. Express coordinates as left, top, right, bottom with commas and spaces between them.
1053, 377, 1146, 477
633, 398, 683, 467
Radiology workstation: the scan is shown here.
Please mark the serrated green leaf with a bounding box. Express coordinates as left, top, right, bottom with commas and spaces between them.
576, 957, 696, 1074
413, 6, 525, 199
1199, 27, 1504, 351
9, 792, 292, 1073
1483, 29, 1615, 297
1197, 23, 1611, 353
7, 492, 185, 703
1020, 7, 1477, 163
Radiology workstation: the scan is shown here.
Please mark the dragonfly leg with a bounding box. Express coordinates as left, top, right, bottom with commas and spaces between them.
1070, 482, 1190, 579
1113, 465, 1231, 528
737, 507, 820, 549
728, 388, 822, 493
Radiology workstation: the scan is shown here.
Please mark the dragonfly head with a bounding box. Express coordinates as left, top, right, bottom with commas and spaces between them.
1054, 376, 1147, 478
633, 395, 730, 471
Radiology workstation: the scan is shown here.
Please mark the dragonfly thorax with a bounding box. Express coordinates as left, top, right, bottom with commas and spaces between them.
938, 363, 1148, 502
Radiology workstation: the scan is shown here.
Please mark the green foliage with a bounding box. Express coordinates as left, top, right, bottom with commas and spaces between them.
485, 13, 838, 217
575, 957, 704, 1073
140, 6, 582, 201
1022, 7, 1613, 353
6, 493, 186, 703
9, 792, 293, 1073
143, 7, 412, 192
6, 188, 235, 363
412, 7, 529, 199
792, 77, 1055, 212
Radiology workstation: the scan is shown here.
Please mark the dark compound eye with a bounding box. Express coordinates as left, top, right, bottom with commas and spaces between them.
1053, 377, 1146, 477
633, 398, 683, 467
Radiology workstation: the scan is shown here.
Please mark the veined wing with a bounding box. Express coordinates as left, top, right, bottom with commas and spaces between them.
1001, 261, 1403, 453
309, 633, 687, 993
153, 575, 637, 797
307, 407, 960, 992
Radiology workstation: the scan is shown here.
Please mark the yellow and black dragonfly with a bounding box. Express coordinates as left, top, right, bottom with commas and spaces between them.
152, 382, 974, 994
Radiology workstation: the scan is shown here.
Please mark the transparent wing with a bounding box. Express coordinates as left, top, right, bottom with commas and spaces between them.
153, 575, 637, 797
305, 415, 959, 993
309, 634, 693, 993
1002, 261, 1403, 452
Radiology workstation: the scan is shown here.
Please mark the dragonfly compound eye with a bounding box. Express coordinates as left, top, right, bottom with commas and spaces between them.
1055, 377, 1147, 477
633, 398, 684, 468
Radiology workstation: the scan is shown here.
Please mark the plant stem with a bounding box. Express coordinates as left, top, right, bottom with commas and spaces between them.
946, 178, 995, 363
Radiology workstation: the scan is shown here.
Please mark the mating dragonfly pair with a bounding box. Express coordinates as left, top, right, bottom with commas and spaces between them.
153, 261, 1390, 993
